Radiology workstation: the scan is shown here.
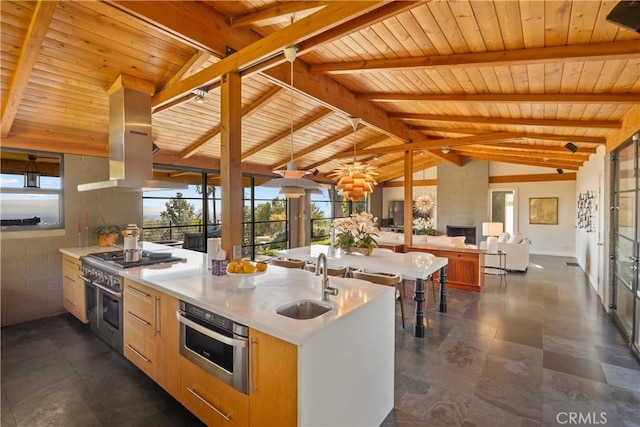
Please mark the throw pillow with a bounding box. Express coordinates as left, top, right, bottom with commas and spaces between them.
507, 233, 524, 244
497, 232, 510, 243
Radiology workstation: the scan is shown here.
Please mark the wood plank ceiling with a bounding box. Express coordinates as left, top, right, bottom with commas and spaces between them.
1, 1, 639, 185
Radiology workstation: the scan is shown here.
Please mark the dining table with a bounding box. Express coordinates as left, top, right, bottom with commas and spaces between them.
275, 245, 449, 338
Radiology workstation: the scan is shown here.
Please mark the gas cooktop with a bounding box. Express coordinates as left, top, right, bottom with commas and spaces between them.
84, 250, 184, 269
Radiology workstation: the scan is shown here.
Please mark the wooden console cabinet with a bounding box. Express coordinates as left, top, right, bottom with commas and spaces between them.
405, 245, 485, 291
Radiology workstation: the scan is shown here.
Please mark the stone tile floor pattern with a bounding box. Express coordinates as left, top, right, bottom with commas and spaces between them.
1, 255, 639, 426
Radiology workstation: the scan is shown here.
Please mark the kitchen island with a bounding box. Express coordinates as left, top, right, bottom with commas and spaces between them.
60, 243, 395, 426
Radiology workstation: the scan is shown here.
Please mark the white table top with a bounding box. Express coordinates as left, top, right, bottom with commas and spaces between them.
59, 243, 393, 345
276, 245, 448, 280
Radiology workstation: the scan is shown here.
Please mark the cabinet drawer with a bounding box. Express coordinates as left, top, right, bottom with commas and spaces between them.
181, 357, 249, 427
124, 326, 156, 378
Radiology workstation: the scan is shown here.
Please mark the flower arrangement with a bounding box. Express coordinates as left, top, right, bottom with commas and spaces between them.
413, 217, 435, 235
333, 212, 379, 255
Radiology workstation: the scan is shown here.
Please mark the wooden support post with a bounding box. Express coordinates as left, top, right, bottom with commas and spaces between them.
220, 72, 242, 258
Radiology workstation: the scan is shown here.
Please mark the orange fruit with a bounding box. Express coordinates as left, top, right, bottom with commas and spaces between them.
256, 262, 267, 272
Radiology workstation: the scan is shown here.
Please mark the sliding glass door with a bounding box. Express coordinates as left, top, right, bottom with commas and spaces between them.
611, 133, 640, 354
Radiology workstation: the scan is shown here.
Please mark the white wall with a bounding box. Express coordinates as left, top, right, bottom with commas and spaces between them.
575, 146, 606, 294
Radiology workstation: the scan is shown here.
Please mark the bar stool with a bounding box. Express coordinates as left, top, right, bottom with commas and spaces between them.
305, 264, 349, 277
270, 258, 306, 269
352, 270, 405, 328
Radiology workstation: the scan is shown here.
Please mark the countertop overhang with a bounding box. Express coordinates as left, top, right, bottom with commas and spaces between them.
60, 243, 393, 345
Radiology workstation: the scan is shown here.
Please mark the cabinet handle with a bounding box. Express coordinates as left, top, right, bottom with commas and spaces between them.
187, 387, 231, 421
127, 286, 151, 298
126, 311, 150, 326
63, 275, 76, 283
154, 297, 160, 335
250, 337, 258, 393
64, 298, 76, 307
126, 344, 150, 363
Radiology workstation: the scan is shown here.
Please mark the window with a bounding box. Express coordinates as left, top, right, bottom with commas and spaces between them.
245, 178, 288, 260
310, 187, 332, 242
0, 150, 63, 231
142, 185, 204, 242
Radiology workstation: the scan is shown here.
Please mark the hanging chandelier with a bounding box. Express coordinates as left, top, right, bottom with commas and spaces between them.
261, 46, 323, 199
413, 154, 435, 214
330, 117, 377, 201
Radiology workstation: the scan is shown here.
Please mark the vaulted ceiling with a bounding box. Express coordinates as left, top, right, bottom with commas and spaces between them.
2, 1, 639, 184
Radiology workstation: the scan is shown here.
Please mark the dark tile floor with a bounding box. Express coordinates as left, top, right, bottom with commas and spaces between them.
2, 255, 639, 426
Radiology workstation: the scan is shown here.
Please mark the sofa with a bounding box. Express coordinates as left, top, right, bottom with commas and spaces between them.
479, 233, 530, 272
374, 232, 478, 252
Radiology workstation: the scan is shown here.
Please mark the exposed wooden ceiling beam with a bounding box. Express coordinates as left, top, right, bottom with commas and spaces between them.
230, 2, 329, 28
242, 108, 333, 161
107, 0, 261, 56
1, 0, 58, 138
309, 40, 640, 74
486, 142, 597, 154
332, 132, 523, 159
489, 174, 577, 183
151, 2, 384, 109
301, 134, 390, 171
459, 145, 589, 162
297, 1, 427, 54
270, 124, 356, 170
161, 51, 212, 90
456, 151, 580, 170
391, 113, 621, 129
377, 158, 441, 183
109, 0, 441, 167
413, 127, 607, 145
358, 93, 639, 104
180, 85, 283, 159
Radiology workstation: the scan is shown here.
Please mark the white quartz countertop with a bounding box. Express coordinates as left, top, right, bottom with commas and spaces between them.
59, 243, 393, 345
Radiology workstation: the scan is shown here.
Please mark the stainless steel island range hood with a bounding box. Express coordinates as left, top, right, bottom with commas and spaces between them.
78, 75, 187, 192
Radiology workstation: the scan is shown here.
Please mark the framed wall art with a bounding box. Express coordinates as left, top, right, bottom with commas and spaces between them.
529, 197, 558, 225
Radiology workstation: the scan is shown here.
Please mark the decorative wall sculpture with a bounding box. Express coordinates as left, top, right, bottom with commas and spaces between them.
577, 191, 596, 232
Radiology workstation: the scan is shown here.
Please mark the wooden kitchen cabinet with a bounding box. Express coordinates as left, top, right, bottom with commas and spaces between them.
180, 357, 250, 427
123, 279, 180, 398
61, 255, 87, 323
249, 329, 297, 426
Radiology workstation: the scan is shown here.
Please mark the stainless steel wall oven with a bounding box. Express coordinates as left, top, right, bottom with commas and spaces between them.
177, 300, 250, 394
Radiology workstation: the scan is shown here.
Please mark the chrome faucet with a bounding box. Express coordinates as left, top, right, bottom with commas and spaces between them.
316, 253, 338, 301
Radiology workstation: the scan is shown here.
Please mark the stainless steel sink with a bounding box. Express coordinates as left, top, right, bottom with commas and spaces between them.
276, 299, 333, 320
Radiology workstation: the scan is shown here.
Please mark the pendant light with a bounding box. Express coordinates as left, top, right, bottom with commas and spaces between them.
330, 117, 377, 201
23, 155, 41, 188
413, 164, 435, 215
261, 46, 323, 199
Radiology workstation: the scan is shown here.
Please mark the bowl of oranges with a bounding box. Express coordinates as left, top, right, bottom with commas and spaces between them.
226, 260, 268, 288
